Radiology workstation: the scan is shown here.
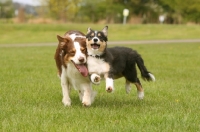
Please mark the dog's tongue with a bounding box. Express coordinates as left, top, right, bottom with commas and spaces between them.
91, 44, 100, 49
75, 64, 88, 77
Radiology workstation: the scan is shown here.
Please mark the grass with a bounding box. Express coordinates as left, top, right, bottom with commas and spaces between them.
0, 23, 200, 44
0, 43, 200, 131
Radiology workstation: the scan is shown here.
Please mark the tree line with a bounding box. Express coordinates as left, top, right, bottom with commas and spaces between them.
1, 0, 200, 24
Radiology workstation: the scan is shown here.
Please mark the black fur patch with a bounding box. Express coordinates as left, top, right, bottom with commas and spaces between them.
86, 30, 108, 42
103, 46, 153, 83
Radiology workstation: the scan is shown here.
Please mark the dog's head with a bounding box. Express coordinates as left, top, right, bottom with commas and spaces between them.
86, 26, 108, 56
57, 35, 88, 76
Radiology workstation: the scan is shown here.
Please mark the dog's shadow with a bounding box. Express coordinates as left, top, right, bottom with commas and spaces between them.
57, 87, 154, 109
92, 95, 152, 109
69, 91, 154, 109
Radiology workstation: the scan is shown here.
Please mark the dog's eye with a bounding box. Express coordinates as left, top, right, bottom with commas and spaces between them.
98, 36, 102, 39
69, 50, 75, 55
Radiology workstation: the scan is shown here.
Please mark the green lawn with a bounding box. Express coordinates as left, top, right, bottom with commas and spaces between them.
0, 23, 200, 44
0, 43, 200, 131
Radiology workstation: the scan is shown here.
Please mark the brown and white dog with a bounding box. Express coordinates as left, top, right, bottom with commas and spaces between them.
54, 30, 96, 106
86, 26, 155, 99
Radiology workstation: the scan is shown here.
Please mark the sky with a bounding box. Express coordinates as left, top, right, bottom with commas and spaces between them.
12, 0, 41, 6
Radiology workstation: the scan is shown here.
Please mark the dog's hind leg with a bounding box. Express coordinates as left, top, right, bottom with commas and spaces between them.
125, 79, 131, 94
134, 78, 144, 100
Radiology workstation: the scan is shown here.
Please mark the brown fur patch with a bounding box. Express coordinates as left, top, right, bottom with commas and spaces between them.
86, 39, 106, 53
55, 30, 86, 77
54, 35, 74, 77
97, 33, 101, 37
91, 33, 94, 37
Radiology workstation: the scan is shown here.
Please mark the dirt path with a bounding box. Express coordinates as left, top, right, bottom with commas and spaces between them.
1, 39, 200, 47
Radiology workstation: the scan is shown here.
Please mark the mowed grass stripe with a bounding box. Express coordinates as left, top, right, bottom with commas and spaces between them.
0, 23, 200, 44
0, 43, 200, 131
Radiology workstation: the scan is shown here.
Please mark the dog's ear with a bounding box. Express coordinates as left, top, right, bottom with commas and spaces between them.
57, 35, 71, 49
57, 35, 64, 42
102, 26, 108, 37
87, 27, 92, 34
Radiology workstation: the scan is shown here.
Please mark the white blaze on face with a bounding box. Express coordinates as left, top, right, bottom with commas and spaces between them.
72, 42, 86, 64
92, 31, 99, 43
92, 37, 99, 43
69, 34, 86, 41
69, 34, 76, 41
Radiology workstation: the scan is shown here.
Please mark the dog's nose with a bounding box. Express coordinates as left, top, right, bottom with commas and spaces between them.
78, 57, 85, 63
93, 38, 98, 42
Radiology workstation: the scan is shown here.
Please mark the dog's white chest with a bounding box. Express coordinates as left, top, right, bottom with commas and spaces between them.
62, 64, 89, 90
87, 56, 110, 75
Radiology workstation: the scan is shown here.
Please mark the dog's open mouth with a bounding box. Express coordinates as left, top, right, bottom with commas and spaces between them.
71, 61, 88, 77
91, 43, 100, 50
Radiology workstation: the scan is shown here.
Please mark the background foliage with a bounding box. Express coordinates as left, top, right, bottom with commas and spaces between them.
0, 0, 200, 23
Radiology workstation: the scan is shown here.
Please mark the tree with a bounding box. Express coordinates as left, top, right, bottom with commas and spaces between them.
45, 0, 81, 22
41, 0, 200, 24
160, 0, 200, 23
0, 0, 14, 19
78, 0, 126, 23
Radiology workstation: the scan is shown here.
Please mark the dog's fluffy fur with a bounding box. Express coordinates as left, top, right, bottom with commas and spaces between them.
86, 26, 155, 99
54, 30, 96, 106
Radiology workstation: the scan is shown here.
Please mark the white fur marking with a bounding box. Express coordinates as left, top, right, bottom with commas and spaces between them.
93, 36, 99, 42
90, 73, 101, 85
125, 83, 131, 94
81, 84, 92, 106
72, 42, 86, 64
87, 56, 110, 75
148, 73, 155, 81
61, 65, 71, 106
69, 34, 76, 41
137, 91, 144, 100
69, 34, 85, 41
106, 78, 114, 92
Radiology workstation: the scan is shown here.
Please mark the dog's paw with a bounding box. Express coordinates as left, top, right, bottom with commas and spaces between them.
106, 78, 114, 93
125, 85, 131, 94
137, 91, 144, 100
106, 86, 114, 93
82, 100, 91, 107
91, 74, 101, 85
62, 98, 71, 106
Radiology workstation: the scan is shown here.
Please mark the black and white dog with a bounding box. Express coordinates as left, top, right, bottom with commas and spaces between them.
86, 26, 155, 99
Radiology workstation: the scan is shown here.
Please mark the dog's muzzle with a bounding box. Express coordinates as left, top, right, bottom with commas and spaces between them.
91, 43, 100, 49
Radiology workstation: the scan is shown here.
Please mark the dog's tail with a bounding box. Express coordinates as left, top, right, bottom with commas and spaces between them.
135, 54, 155, 82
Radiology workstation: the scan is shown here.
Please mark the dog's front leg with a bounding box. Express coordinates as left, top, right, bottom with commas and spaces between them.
61, 73, 71, 106
90, 73, 101, 85
104, 73, 114, 93
81, 83, 94, 106
78, 89, 84, 101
